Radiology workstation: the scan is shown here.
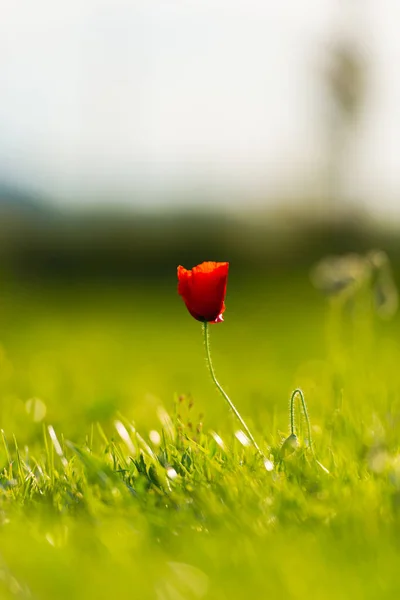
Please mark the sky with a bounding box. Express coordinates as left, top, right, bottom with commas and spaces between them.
1, 0, 400, 218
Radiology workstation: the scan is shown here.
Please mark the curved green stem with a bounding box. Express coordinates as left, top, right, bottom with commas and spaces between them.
202, 322, 265, 459
289, 388, 315, 456
290, 390, 296, 436
288, 388, 330, 474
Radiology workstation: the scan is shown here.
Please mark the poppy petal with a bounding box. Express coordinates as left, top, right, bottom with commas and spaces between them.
177, 261, 229, 323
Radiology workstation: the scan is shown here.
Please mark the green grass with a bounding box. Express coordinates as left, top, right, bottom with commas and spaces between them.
0, 272, 400, 599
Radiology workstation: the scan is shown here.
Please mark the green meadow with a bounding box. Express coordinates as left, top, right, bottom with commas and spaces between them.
0, 267, 400, 599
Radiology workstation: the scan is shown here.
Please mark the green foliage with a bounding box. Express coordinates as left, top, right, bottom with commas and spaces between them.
0, 273, 399, 598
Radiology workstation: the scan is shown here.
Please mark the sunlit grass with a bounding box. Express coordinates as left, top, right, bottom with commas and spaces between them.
0, 271, 399, 599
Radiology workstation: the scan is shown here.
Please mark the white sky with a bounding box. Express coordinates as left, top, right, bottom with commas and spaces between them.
1, 0, 400, 217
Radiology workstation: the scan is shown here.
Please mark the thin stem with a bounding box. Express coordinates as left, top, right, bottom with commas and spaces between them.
288, 389, 330, 474
289, 390, 296, 436
202, 322, 265, 459
289, 388, 314, 456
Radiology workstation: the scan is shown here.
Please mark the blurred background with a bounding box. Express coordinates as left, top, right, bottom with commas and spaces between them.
1, 0, 400, 438
1, 0, 400, 278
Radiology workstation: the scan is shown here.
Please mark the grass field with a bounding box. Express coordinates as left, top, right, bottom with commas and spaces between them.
0, 267, 400, 599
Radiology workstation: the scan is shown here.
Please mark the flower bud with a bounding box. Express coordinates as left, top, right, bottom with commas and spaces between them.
281, 433, 299, 457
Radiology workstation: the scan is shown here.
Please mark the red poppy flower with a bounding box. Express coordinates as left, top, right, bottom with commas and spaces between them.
177, 261, 229, 323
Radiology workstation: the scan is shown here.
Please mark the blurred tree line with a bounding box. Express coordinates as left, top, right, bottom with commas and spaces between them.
0, 192, 399, 281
